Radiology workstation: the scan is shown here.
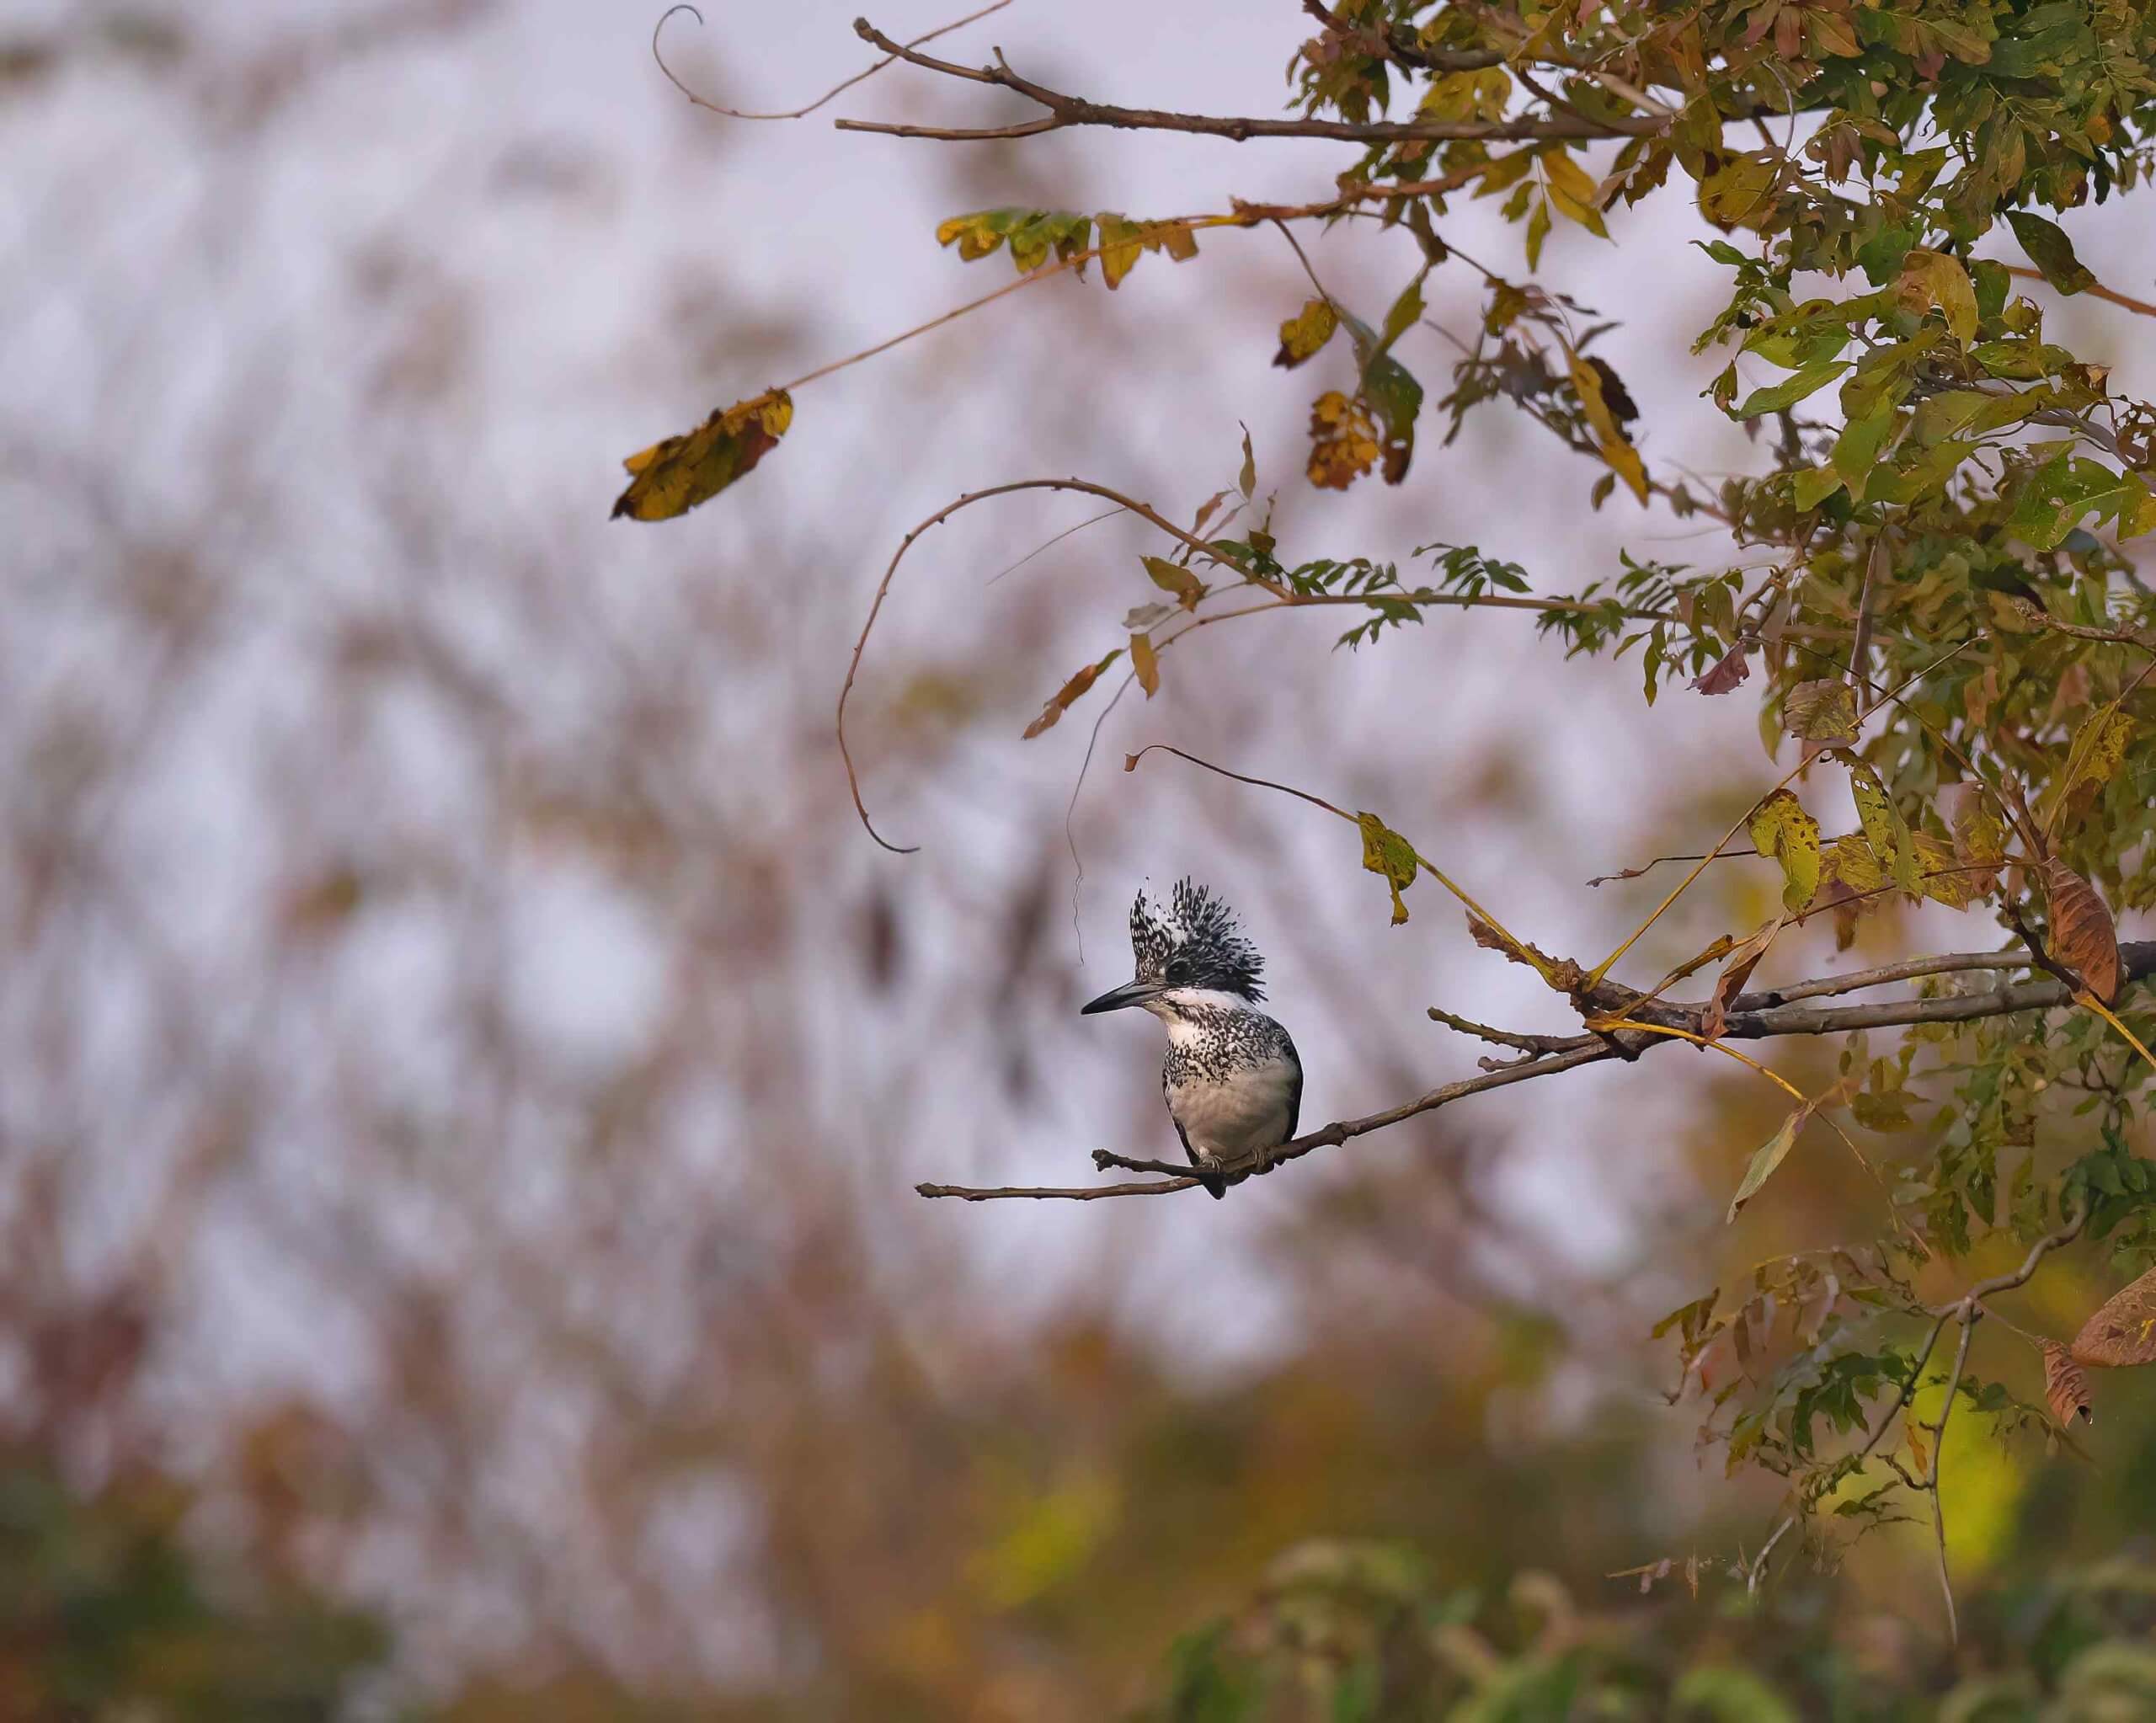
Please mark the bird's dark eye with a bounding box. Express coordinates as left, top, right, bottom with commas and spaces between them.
1164, 958, 1191, 986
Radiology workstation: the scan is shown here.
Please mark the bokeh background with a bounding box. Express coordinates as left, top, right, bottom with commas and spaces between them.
8, 3, 2156, 1716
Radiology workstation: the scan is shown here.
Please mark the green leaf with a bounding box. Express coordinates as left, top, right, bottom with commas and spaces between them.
1792, 466, 1845, 510
1734, 360, 1849, 419
1831, 406, 1896, 483
1356, 812, 1418, 926
1728, 1102, 1815, 1222
2006, 211, 2097, 295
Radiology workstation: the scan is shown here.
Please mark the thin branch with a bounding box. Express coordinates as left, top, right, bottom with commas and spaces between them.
839, 17, 1658, 144
1122, 743, 1352, 822
838, 478, 1261, 851
1426, 1007, 1577, 1056
2003, 261, 2156, 321
916, 1177, 1198, 1200
650, 1, 1011, 121
1925, 1314, 1975, 1646
918, 948, 2156, 1201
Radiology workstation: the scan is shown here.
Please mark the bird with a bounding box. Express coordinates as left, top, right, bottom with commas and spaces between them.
1081, 878, 1302, 1199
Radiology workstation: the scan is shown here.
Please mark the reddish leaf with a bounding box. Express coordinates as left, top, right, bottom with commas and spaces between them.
2042, 1340, 2094, 1425
1692, 642, 1750, 696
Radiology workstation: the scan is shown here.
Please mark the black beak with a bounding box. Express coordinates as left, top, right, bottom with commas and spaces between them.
1081, 979, 1161, 1016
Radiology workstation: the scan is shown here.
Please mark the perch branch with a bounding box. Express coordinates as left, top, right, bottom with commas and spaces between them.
919, 949, 2156, 1200
839, 18, 1659, 143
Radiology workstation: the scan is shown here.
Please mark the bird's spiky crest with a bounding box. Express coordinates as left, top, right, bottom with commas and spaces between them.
1129, 877, 1266, 1000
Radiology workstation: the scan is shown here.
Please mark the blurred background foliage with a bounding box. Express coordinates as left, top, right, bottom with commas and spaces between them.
8, 2, 2156, 1719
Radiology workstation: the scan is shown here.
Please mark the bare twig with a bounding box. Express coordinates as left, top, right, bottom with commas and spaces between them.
838, 479, 1266, 851
650, 1, 1011, 121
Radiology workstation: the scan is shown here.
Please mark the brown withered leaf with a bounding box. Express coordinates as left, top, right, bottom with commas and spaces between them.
1022, 648, 1123, 740
2042, 1340, 2094, 1425
2043, 856, 2121, 1003
611, 389, 792, 522
1702, 914, 1784, 1041
2072, 1266, 2156, 1368
1307, 391, 1380, 490
1273, 296, 1339, 369
1691, 641, 1750, 696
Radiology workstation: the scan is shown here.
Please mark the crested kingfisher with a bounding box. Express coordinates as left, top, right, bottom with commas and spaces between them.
1081, 879, 1302, 1199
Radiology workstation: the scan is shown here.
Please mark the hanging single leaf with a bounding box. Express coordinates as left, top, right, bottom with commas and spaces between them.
2006, 211, 2097, 295
1728, 1100, 1815, 1222
1702, 914, 1784, 1041
1356, 811, 1418, 926
2041, 1340, 2094, 1425
611, 389, 792, 522
1129, 632, 1159, 698
1237, 424, 1257, 499
1566, 345, 1648, 502
1841, 756, 1920, 896
1693, 642, 1750, 696
2071, 1266, 2156, 1368
1781, 679, 1858, 745
1022, 648, 1122, 740
1140, 555, 1205, 610
2043, 856, 2121, 1003
1274, 297, 1340, 369
1748, 790, 1822, 912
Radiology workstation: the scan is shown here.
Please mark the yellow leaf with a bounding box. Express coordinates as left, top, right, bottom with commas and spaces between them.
1140, 555, 1205, 610
1356, 811, 1418, 926
611, 389, 792, 523
1899, 248, 1979, 344
1307, 391, 1380, 492
1273, 297, 1340, 370
1130, 632, 1159, 698
1748, 790, 1821, 911
1567, 348, 1648, 502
